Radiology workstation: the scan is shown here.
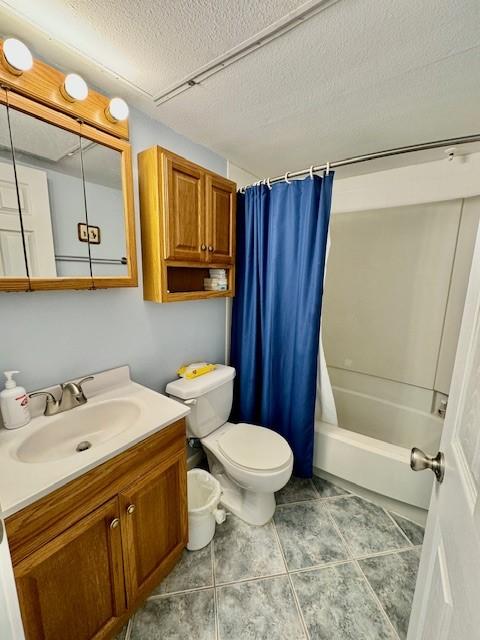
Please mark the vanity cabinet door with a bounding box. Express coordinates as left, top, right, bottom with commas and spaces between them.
164, 155, 205, 262
205, 174, 236, 264
14, 497, 126, 640
120, 449, 187, 604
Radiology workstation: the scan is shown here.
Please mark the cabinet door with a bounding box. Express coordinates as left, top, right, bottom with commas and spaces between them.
120, 450, 187, 604
164, 155, 205, 261
14, 498, 126, 640
206, 174, 236, 263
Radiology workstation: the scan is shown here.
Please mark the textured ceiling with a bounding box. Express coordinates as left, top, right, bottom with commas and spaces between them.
0, 0, 479, 178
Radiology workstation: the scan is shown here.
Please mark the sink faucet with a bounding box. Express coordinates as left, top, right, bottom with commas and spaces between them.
29, 376, 94, 416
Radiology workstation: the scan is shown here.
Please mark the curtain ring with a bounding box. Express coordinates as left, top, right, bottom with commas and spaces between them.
266, 177, 272, 190
325, 161, 330, 176
309, 165, 315, 180
284, 172, 291, 184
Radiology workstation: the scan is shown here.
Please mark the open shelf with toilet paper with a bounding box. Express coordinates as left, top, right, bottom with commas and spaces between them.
164, 263, 234, 302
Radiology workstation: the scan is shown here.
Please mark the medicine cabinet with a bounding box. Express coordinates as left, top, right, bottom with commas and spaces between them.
0, 43, 137, 292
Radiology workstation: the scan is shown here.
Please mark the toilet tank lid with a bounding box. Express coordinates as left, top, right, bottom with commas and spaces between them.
166, 364, 235, 399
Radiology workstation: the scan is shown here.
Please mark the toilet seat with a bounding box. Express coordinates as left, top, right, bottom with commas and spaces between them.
217, 423, 291, 472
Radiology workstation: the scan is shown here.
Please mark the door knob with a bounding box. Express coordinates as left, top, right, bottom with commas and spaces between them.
410, 447, 445, 483
208, 245, 214, 252
127, 504, 136, 515
110, 518, 120, 529
201, 244, 207, 251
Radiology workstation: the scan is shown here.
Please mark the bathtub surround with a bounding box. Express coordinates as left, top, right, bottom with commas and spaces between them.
323, 199, 479, 392
231, 174, 334, 477
0, 106, 227, 395
117, 475, 423, 640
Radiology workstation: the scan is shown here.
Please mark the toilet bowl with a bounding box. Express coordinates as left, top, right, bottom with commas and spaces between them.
166, 365, 293, 526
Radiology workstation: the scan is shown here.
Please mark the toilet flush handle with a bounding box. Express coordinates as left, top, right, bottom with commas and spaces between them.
184, 399, 197, 406
213, 508, 226, 524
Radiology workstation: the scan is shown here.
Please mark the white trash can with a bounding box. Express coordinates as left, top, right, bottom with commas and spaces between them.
187, 469, 226, 550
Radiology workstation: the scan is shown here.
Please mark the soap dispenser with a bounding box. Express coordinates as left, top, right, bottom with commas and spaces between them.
0, 371, 31, 429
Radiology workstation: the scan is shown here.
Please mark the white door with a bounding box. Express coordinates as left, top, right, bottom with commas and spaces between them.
408, 223, 480, 638
0, 161, 27, 277
0, 161, 56, 278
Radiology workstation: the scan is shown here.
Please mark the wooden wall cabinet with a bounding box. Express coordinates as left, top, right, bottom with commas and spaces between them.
139, 145, 236, 302
5, 420, 187, 640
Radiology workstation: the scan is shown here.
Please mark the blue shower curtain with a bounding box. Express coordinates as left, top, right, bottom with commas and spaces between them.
230, 174, 334, 477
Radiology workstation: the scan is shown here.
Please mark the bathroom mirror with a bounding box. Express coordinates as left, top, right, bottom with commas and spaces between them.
0, 99, 29, 284
0, 90, 137, 291
7, 103, 91, 280
80, 138, 128, 278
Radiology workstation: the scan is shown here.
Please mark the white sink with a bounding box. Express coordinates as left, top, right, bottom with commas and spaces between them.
15, 399, 141, 463
0, 366, 190, 517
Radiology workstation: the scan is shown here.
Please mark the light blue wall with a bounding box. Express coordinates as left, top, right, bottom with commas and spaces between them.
0, 107, 227, 393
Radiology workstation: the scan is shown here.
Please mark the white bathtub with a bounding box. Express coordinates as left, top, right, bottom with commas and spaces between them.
314, 386, 444, 509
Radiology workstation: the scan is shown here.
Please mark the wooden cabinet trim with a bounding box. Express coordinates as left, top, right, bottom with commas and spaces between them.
6, 419, 186, 565
138, 146, 164, 301
0, 40, 128, 139
0, 278, 30, 292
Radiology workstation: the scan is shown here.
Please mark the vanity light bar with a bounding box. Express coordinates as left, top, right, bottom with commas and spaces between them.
105, 97, 129, 123
61, 73, 89, 102
1, 37, 129, 123
1, 38, 33, 75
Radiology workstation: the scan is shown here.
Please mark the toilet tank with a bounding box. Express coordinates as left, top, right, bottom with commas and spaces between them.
165, 365, 236, 438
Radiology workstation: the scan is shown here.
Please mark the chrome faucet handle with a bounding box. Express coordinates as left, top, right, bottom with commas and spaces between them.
77, 376, 94, 391
29, 391, 59, 416
59, 375, 94, 411
61, 376, 94, 396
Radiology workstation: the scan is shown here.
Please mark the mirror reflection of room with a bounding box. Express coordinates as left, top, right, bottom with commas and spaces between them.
80, 139, 127, 277
0, 105, 128, 280
0, 103, 27, 278
4, 105, 89, 278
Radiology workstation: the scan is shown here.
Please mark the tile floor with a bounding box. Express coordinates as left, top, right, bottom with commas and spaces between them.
117, 475, 424, 640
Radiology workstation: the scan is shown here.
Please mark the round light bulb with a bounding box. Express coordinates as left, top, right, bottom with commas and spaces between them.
2, 38, 33, 75
106, 97, 129, 122
61, 73, 89, 102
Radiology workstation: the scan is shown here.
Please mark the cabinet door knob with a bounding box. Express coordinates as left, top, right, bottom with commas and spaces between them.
201, 244, 207, 251
127, 504, 136, 515
208, 245, 214, 252
110, 518, 120, 529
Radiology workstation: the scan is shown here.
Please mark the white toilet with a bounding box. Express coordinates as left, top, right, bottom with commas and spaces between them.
166, 365, 293, 526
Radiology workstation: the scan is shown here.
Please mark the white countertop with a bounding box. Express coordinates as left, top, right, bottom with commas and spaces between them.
0, 366, 189, 518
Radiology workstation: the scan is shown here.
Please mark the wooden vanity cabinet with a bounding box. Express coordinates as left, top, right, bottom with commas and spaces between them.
138, 145, 236, 302
15, 497, 126, 640
5, 419, 187, 640
120, 450, 186, 604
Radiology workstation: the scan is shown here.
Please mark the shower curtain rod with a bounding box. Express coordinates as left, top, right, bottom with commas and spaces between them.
241, 133, 480, 191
